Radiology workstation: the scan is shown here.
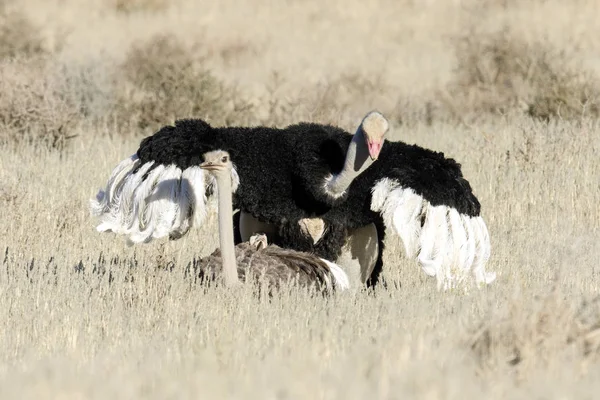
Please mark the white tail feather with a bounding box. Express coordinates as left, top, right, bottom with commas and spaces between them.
320, 258, 350, 291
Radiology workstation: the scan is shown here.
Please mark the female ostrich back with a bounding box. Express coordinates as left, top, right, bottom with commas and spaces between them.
196, 242, 344, 294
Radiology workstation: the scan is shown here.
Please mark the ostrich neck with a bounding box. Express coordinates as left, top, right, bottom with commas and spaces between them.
325, 128, 374, 198
215, 171, 240, 287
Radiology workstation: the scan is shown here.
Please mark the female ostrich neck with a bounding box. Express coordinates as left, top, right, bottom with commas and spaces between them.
215, 171, 240, 287
324, 128, 374, 199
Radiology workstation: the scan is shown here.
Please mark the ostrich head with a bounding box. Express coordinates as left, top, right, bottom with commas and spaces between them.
360, 111, 389, 160
199, 150, 232, 174
323, 111, 390, 200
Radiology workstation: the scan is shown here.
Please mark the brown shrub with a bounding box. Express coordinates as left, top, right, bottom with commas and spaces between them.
58, 59, 115, 123
0, 58, 81, 150
112, 34, 254, 135
446, 29, 600, 122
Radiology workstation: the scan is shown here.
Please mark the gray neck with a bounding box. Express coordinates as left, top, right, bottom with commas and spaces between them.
215, 171, 240, 287
324, 128, 374, 198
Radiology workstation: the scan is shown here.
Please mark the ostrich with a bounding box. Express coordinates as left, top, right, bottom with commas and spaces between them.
91, 111, 495, 290
195, 150, 350, 293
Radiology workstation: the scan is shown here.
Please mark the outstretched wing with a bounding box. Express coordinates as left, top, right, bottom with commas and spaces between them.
90, 120, 238, 244
369, 145, 496, 290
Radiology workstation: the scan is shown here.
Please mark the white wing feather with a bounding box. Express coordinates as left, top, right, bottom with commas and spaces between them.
90, 154, 237, 244
391, 188, 423, 259
371, 178, 495, 290
126, 164, 166, 243
418, 205, 446, 277
461, 214, 476, 274
90, 154, 140, 217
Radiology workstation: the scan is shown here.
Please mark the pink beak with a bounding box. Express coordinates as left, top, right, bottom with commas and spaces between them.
367, 140, 383, 160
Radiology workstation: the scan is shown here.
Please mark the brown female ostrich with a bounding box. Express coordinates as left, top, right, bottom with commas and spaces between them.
196, 150, 350, 293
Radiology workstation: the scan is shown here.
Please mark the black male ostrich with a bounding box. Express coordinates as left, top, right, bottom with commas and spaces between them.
91, 111, 495, 290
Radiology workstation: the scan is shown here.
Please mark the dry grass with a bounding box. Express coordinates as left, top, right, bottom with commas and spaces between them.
1, 0, 600, 398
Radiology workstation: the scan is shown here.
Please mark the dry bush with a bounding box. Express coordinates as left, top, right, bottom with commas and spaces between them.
470, 281, 600, 379
58, 59, 116, 124
446, 29, 600, 122
112, 34, 254, 134
0, 2, 47, 59
0, 58, 81, 150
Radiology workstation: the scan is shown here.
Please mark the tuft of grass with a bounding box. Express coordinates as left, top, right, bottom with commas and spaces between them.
112, 34, 254, 135
446, 29, 600, 122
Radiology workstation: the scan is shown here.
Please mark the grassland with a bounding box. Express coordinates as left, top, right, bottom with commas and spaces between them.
0, 0, 599, 398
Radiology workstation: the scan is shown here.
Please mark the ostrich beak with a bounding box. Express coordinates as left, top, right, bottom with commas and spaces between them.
199, 161, 218, 171
367, 140, 383, 160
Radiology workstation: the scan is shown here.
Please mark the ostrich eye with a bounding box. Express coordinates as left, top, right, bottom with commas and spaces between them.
221, 156, 228, 162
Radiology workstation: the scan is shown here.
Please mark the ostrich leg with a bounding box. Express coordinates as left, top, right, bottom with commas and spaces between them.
336, 223, 379, 287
